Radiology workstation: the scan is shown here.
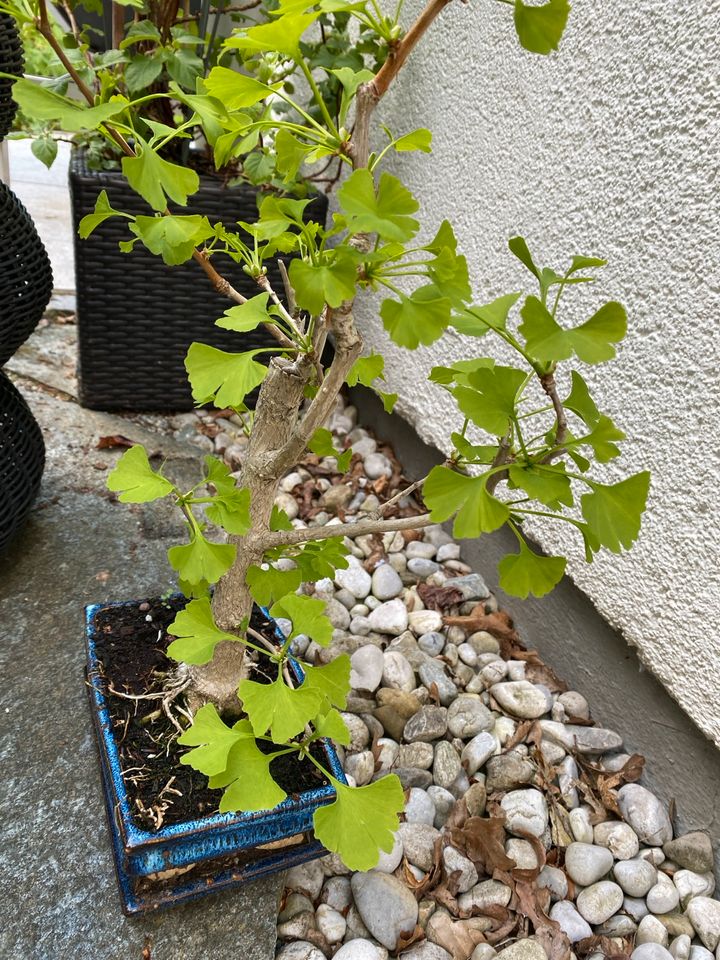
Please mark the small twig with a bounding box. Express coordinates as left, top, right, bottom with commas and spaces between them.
486, 434, 513, 494
539, 372, 568, 464
247, 625, 280, 656
368, 473, 429, 518
277, 259, 296, 316
263, 511, 433, 550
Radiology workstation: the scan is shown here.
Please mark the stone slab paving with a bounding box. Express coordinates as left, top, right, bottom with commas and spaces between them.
0, 318, 283, 959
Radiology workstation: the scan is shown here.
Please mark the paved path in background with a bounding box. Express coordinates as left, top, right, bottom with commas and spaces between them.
4, 138, 74, 294
0, 318, 282, 960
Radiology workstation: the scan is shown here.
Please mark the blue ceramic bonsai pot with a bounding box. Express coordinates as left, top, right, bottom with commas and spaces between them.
85, 597, 346, 915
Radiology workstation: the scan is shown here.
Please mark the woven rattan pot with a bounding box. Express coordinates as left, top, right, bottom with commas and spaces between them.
70, 150, 330, 412
0, 371, 45, 552
0, 13, 22, 142
0, 181, 54, 367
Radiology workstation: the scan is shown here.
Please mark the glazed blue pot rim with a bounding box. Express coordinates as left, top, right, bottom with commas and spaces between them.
85, 595, 346, 850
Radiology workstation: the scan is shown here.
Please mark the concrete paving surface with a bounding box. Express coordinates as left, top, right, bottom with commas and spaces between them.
3, 138, 75, 296
0, 316, 283, 960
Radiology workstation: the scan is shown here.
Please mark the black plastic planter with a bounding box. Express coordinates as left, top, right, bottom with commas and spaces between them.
70, 150, 329, 412
85, 597, 345, 915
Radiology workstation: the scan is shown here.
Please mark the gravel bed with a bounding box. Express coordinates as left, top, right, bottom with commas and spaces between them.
176, 396, 718, 960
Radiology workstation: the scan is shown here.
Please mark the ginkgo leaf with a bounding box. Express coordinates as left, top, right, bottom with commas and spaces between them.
453, 293, 522, 337
300, 656, 351, 710
293, 539, 350, 583
338, 169, 419, 243
79, 190, 131, 239
423, 465, 510, 539
129, 215, 214, 265
177, 704, 252, 776
246, 564, 303, 606
507, 464, 573, 508
513, 0, 570, 55
313, 775, 405, 871
211, 736, 288, 812
215, 294, 273, 333
11, 78, 128, 132
346, 353, 385, 387
224, 12, 315, 58
239, 674, 323, 743
312, 708, 350, 746
307, 427, 352, 472
185, 344, 269, 409
498, 540, 567, 598
393, 128, 432, 152
204, 66, 276, 109
520, 296, 627, 365
270, 594, 333, 646
580, 472, 650, 553
380, 286, 451, 349
452, 365, 527, 436
166, 597, 239, 664
204, 484, 251, 536
289, 254, 357, 315
168, 533, 236, 585
107, 445, 175, 502
564, 370, 600, 427
122, 143, 200, 212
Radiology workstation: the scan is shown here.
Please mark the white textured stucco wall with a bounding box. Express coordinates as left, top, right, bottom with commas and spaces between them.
355, 1, 720, 744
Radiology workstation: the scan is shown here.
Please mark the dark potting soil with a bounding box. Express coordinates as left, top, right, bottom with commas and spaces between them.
91, 596, 329, 831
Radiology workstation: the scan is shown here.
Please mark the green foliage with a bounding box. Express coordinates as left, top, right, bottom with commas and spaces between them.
513, 0, 571, 55
498, 537, 567, 598
179, 709, 287, 812
307, 428, 353, 472
11, 79, 128, 132
519, 296, 627, 365
168, 533, 236, 586
106, 445, 175, 503
121, 142, 200, 212
185, 345, 269, 410
78, 190, 132, 239
424, 466, 510, 538
270, 594, 334, 646
580, 472, 651, 553
380, 286, 452, 349
239, 672, 324, 742
216, 294, 273, 333
167, 597, 240, 665
338, 169, 419, 242
128, 216, 215, 266
313, 775, 405, 871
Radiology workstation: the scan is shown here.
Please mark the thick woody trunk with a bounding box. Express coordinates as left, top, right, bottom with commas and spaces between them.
188, 355, 313, 712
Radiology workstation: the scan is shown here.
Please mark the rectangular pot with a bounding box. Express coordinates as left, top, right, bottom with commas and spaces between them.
85, 597, 345, 915
69, 149, 329, 413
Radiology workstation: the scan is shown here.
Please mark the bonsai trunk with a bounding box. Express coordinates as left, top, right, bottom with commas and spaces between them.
187, 354, 314, 711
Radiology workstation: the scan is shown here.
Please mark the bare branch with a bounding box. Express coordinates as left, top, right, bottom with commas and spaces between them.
263, 511, 433, 549
486, 434, 513, 494
366, 474, 429, 518
539, 372, 568, 464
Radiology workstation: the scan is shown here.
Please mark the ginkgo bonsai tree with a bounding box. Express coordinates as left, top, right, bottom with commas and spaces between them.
12, 0, 650, 871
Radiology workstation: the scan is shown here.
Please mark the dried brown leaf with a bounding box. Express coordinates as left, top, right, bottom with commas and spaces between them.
97, 434, 134, 450
450, 816, 515, 874
417, 583, 465, 612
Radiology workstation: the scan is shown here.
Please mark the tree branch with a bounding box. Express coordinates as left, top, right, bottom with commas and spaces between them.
263, 511, 433, 549
486, 433, 513, 494
539, 372, 568, 463
350, 0, 455, 168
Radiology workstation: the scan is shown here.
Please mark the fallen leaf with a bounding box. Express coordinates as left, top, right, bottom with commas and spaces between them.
96, 434, 134, 449
418, 583, 465, 612
396, 925, 426, 952
449, 816, 515, 874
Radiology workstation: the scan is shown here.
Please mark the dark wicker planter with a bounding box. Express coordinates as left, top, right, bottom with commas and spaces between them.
0, 12, 23, 143
0, 371, 45, 553
0, 181, 54, 367
70, 150, 329, 412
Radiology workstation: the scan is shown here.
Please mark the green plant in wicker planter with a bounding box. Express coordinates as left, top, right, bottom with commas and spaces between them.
12, 0, 651, 877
